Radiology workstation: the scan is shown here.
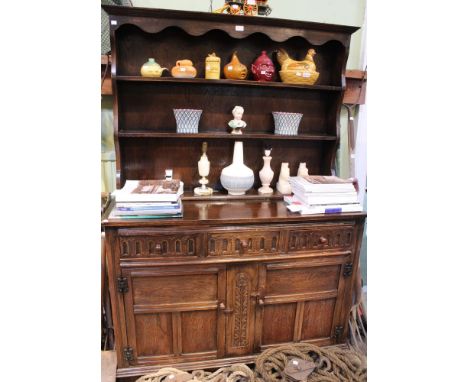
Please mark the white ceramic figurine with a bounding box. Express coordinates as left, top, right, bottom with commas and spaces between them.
228, 105, 247, 134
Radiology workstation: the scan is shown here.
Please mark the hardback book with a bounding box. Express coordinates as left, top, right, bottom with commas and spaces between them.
289, 176, 356, 193
114, 207, 182, 216
292, 190, 358, 206
116, 201, 180, 209
298, 203, 363, 215
284, 195, 363, 215
114, 200, 182, 216
113, 180, 184, 202
109, 211, 183, 219
116, 201, 181, 211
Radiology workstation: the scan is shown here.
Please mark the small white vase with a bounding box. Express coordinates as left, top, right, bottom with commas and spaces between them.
258, 151, 274, 194
276, 162, 292, 195
220, 141, 254, 195
297, 162, 309, 177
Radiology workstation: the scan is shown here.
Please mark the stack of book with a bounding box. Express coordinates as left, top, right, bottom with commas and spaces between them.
286, 175, 363, 215
110, 179, 184, 219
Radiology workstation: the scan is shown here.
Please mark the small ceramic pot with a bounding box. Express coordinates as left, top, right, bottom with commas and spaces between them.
171, 60, 197, 78
272, 112, 303, 135
173, 109, 202, 134
140, 58, 167, 78
205, 53, 221, 80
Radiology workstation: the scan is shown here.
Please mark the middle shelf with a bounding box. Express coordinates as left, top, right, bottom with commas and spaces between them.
117, 131, 337, 141
115, 75, 344, 92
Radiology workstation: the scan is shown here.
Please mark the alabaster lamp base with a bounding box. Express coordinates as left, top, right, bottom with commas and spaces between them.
194, 186, 213, 196
194, 177, 213, 196
258, 185, 274, 194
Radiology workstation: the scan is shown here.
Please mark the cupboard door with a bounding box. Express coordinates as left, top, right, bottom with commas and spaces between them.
225, 264, 258, 356
121, 265, 226, 366
256, 259, 348, 350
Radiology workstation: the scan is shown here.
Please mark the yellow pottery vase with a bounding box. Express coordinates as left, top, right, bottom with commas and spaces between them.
171, 59, 197, 78
223, 52, 248, 80
140, 58, 168, 77
205, 53, 221, 80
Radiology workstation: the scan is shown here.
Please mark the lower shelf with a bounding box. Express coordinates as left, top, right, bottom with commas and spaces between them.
182, 189, 284, 201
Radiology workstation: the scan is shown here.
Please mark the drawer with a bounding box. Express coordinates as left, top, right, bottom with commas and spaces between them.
286, 224, 355, 253
118, 229, 203, 259
207, 228, 282, 257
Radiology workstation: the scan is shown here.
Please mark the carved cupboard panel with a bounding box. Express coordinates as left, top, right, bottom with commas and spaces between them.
121, 265, 226, 366
225, 264, 259, 356
257, 259, 347, 349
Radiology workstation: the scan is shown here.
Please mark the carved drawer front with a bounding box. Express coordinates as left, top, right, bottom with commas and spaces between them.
207, 229, 281, 257
287, 225, 354, 253
118, 230, 202, 259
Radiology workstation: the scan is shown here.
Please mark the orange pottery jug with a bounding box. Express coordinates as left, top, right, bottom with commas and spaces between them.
171, 59, 197, 78
223, 52, 248, 80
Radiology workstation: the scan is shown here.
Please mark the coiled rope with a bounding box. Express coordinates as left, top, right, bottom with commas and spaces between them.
136, 344, 366, 382
255, 344, 366, 382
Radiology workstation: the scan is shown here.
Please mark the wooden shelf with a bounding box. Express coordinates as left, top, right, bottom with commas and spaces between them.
181, 189, 285, 201
115, 76, 343, 92
118, 131, 337, 141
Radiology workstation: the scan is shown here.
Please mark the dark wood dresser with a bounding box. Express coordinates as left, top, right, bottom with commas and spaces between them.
101, 5, 365, 379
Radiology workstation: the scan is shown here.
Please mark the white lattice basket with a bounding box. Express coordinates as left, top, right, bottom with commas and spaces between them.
173, 109, 202, 134
272, 112, 303, 135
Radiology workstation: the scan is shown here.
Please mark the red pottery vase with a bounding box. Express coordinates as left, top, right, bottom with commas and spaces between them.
251, 51, 275, 81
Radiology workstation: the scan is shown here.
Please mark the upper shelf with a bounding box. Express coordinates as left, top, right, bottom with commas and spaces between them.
115, 76, 343, 92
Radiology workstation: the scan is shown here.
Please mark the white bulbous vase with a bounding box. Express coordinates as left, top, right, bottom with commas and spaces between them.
220, 141, 254, 195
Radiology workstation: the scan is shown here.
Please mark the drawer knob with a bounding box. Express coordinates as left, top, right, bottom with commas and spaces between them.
219, 302, 225, 310
319, 236, 328, 244
155, 243, 162, 253
258, 298, 265, 306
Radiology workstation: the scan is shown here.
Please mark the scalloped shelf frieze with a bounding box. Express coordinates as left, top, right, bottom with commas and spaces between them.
110, 17, 347, 47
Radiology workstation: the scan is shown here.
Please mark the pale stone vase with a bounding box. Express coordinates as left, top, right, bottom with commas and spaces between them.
276, 162, 292, 195
258, 149, 274, 194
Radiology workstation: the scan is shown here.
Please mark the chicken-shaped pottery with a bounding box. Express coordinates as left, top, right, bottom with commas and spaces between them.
276, 48, 320, 85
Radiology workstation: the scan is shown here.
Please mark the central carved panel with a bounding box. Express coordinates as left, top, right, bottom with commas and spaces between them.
233, 273, 250, 347
207, 230, 281, 256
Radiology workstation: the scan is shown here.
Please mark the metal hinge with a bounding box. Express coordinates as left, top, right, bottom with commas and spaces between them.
332, 325, 344, 342
343, 263, 353, 277
123, 346, 134, 362
117, 276, 128, 293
